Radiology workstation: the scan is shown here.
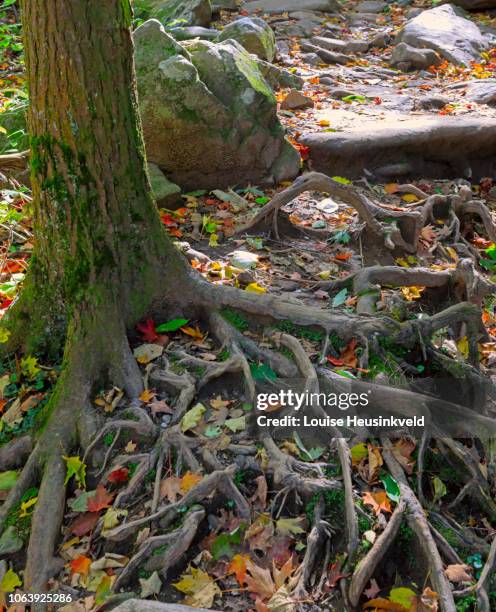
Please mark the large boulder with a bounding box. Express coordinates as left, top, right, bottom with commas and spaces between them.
134, 20, 299, 190
390, 41, 442, 71
243, 0, 339, 14
134, 0, 212, 27
217, 17, 276, 62
396, 4, 488, 66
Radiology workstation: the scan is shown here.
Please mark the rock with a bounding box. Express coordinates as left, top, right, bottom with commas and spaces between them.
311, 36, 369, 54
134, 20, 299, 190
327, 87, 357, 99
357, 0, 386, 12
236, 270, 256, 286
417, 94, 450, 110
168, 26, 219, 41
0, 526, 23, 556
390, 42, 442, 71
301, 52, 322, 66
217, 17, 276, 62
230, 250, 259, 269
258, 60, 304, 90
441, 0, 496, 9
368, 32, 389, 48
300, 117, 496, 180
466, 80, 496, 105
244, 0, 340, 13
396, 4, 488, 66
276, 19, 320, 38
148, 163, 182, 206
300, 41, 349, 64
211, 0, 239, 10
280, 89, 315, 110
135, 0, 212, 27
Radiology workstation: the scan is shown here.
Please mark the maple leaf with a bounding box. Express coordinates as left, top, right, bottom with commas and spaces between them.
160, 476, 182, 502
180, 471, 203, 493
139, 388, 155, 403
70, 512, 100, 536
362, 490, 392, 516
444, 564, 472, 583
136, 318, 158, 342
173, 566, 221, 608
70, 555, 92, 577
87, 484, 114, 512
325, 560, 348, 590
107, 467, 129, 485
64, 455, 87, 488
227, 554, 249, 585
364, 579, 381, 599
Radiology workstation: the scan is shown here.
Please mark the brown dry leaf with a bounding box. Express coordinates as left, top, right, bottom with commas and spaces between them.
245, 513, 274, 552
250, 474, 268, 508
444, 564, 472, 583
160, 476, 182, 502
210, 396, 232, 410
367, 445, 383, 483
149, 399, 173, 417
362, 491, 392, 516
392, 439, 416, 474
245, 560, 275, 601
363, 598, 406, 610
417, 587, 439, 612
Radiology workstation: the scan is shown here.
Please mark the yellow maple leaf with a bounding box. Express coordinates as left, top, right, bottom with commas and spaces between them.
139, 389, 155, 403
401, 193, 418, 203
245, 282, 267, 294
180, 471, 203, 493
401, 286, 424, 301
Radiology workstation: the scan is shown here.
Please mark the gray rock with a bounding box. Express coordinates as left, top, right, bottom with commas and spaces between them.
148, 163, 182, 206
135, 0, 212, 27
300, 41, 349, 64
327, 87, 357, 99
311, 36, 369, 54
280, 89, 315, 110
168, 26, 220, 41
217, 17, 276, 61
357, 1, 386, 12
466, 80, 496, 105
244, 0, 340, 13
368, 31, 389, 48
391, 41, 442, 71
212, 0, 239, 10
301, 117, 496, 180
134, 20, 299, 190
348, 11, 386, 23
397, 4, 488, 66
276, 20, 320, 37
257, 59, 304, 89
417, 94, 450, 109
0, 526, 23, 557
301, 52, 323, 65
440, 0, 496, 9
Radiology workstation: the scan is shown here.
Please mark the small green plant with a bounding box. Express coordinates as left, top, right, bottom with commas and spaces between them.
221, 308, 249, 332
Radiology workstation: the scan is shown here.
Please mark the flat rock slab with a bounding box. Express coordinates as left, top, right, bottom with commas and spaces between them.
301, 118, 496, 180
243, 0, 339, 13
466, 80, 496, 105
112, 601, 219, 612
396, 4, 488, 66
441, 0, 496, 8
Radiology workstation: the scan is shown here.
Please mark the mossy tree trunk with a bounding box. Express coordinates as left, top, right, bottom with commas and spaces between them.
8, 0, 191, 357
0, 0, 194, 591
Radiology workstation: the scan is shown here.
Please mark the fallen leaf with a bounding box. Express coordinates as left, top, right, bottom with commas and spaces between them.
228, 554, 249, 585
139, 389, 155, 403
140, 571, 162, 598
173, 566, 221, 608
160, 476, 182, 502
181, 403, 206, 432
87, 484, 114, 513
107, 467, 129, 485
444, 564, 472, 583
180, 471, 203, 493
64, 456, 87, 488
276, 517, 305, 537
70, 555, 92, 577
70, 512, 100, 536
362, 490, 391, 515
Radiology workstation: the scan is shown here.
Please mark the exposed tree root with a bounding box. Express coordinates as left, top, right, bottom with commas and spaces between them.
236, 172, 496, 258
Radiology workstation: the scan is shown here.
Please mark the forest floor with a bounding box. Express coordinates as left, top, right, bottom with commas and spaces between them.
0, 1, 496, 611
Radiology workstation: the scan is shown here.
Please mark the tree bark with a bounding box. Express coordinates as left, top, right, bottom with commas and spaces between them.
8, 0, 190, 355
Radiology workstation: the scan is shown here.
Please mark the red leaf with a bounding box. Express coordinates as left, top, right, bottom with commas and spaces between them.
137, 318, 158, 342
87, 484, 114, 512
327, 356, 345, 366
70, 512, 100, 536
70, 555, 92, 576
160, 212, 175, 226
107, 467, 129, 485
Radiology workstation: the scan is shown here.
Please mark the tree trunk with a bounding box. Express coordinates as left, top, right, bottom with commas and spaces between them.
8, 0, 190, 356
